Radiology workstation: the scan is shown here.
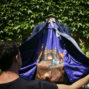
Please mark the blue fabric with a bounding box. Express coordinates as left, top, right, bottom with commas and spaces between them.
19, 22, 70, 79
19, 21, 89, 83
36, 23, 64, 66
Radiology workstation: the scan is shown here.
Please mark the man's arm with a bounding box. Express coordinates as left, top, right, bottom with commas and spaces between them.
57, 75, 89, 89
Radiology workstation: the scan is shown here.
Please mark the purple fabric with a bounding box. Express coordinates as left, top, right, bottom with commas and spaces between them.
64, 50, 89, 82
37, 23, 89, 82
37, 23, 64, 52
20, 64, 37, 79
36, 23, 64, 66
20, 22, 89, 83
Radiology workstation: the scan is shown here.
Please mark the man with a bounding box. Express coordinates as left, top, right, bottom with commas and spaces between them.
0, 41, 89, 89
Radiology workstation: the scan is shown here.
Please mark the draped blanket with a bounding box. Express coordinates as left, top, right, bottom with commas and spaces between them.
19, 21, 89, 83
